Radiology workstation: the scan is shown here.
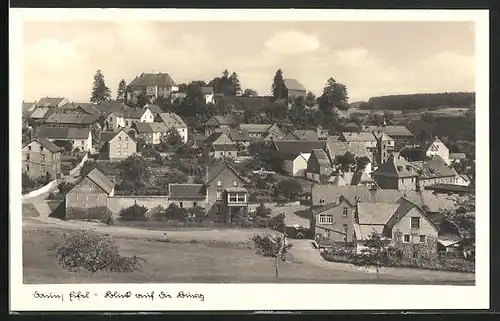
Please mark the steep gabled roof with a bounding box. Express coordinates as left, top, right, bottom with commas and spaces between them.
29, 107, 55, 119
341, 132, 377, 143
122, 108, 147, 119
450, 153, 467, 160
94, 101, 133, 116
228, 129, 250, 141
200, 87, 214, 95
372, 155, 418, 178
311, 149, 331, 167
283, 78, 306, 92
386, 197, 439, 231
43, 112, 101, 125
410, 155, 457, 179
129, 72, 176, 87
156, 112, 187, 128
357, 202, 399, 225
35, 97, 66, 108
99, 129, 134, 143
145, 104, 163, 115
23, 138, 63, 153
132, 122, 169, 133
206, 115, 239, 126
312, 195, 354, 216
206, 161, 249, 184
85, 168, 115, 195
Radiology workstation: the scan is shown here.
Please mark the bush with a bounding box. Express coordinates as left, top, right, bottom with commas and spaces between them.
119, 204, 149, 221
255, 202, 271, 218
66, 206, 112, 221
57, 181, 76, 194
22, 172, 37, 190
56, 231, 144, 273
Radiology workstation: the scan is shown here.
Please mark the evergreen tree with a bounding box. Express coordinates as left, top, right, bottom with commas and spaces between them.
90, 70, 111, 104
116, 79, 127, 101
271, 69, 286, 100
230, 72, 242, 96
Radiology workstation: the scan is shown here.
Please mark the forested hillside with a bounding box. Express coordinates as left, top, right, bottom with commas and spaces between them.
358, 92, 475, 110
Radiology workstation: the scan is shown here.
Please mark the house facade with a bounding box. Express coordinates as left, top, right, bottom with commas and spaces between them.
65, 168, 115, 220
122, 108, 155, 128
204, 115, 239, 137
201, 87, 215, 104
306, 149, 333, 182
339, 132, 378, 157
132, 122, 169, 145
373, 130, 395, 166
22, 138, 63, 180
272, 140, 327, 177
205, 162, 249, 225
311, 196, 356, 246
363, 125, 415, 149
127, 72, 179, 101
99, 129, 137, 160
154, 112, 188, 143
372, 155, 419, 190
423, 137, 450, 165
206, 132, 237, 159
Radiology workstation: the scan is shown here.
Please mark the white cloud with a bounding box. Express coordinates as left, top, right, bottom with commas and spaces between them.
264, 30, 320, 55
23, 22, 213, 101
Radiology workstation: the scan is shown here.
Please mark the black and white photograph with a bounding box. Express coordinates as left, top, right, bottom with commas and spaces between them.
10, 8, 489, 311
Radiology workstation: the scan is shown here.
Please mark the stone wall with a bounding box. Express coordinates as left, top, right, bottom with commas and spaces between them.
107, 195, 170, 214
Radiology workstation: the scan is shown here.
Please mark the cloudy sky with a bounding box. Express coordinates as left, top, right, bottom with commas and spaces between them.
22, 21, 475, 102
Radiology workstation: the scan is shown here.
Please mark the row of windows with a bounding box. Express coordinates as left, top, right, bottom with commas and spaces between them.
26, 164, 58, 173
403, 234, 426, 243
26, 153, 56, 162
115, 143, 130, 149
217, 180, 239, 187
74, 195, 101, 200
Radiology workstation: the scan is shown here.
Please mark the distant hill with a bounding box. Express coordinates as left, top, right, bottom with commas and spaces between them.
357, 92, 475, 111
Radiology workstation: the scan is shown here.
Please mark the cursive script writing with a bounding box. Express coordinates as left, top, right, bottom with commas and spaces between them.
33, 291, 64, 302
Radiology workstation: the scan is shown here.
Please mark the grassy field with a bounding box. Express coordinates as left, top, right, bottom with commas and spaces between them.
23, 227, 474, 285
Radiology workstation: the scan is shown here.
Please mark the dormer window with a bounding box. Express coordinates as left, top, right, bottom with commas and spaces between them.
397, 166, 403, 172
319, 197, 325, 204
40, 146, 44, 152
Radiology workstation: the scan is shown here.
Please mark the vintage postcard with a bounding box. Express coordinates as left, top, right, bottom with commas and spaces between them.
10, 8, 489, 312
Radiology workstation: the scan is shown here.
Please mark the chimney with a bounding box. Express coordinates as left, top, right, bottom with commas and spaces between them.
335, 195, 340, 205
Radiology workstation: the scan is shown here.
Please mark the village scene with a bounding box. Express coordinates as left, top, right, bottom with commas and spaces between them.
21, 21, 476, 285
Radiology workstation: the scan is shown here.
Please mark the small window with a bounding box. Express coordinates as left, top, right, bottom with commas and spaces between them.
403, 234, 410, 243
411, 217, 420, 229
232, 180, 238, 187
193, 202, 197, 208
28, 146, 31, 151
76, 195, 78, 200
343, 224, 348, 234
420, 235, 426, 243
220, 152, 223, 156
412, 251, 418, 259
179, 202, 183, 208
342, 207, 348, 216
117, 150, 121, 155
26, 154, 30, 161
125, 136, 128, 141
85, 204, 88, 208
41, 165, 45, 172
118, 136, 122, 141
217, 180, 222, 187
319, 197, 325, 204
40, 146, 44, 152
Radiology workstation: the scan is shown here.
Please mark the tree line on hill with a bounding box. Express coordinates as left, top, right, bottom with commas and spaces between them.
357, 92, 475, 111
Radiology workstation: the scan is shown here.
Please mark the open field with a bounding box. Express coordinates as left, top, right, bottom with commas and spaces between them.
23, 224, 475, 285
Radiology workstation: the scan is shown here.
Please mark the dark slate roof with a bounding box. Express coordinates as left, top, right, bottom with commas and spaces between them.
145, 104, 163, 115
22, 101, 36, 112
273, 140, 327, 155
325, 141, 371, 160
99, 131, 118, 142
133, 122, 169, 133
129, 72, 176, 87
43, 112, 100, 125
169, 184, 206, 199
35, 97, 66, 107
283, 78, 306, 92
372, 155, 418, 178
410, 155, 457, 179
206, 115, 239, 126
363, 125, 414, 137
34, 127, 91, 140
206, 161, 249, 184
289, 130, 320, 140
239, 124, 272, 133
94, 101, 133, 116
341, 132, 377, 143
122, 108, 147, 119
86, 168, 115, 195
23, 138, 63, 153
228, 129, 250, 141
